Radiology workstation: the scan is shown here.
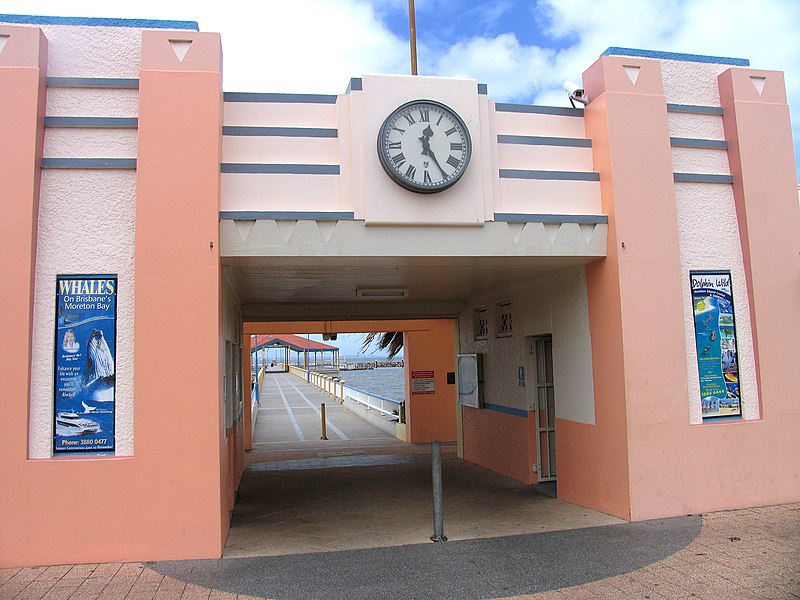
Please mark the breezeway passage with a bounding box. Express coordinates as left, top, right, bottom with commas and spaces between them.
254, 371, 396, 445
224, 371, 625, 558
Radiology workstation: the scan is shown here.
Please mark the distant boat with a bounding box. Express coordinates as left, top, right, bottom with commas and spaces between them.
56, 412, 99, 434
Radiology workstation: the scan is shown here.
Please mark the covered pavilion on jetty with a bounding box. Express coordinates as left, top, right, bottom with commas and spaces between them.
251, 333, 340, 373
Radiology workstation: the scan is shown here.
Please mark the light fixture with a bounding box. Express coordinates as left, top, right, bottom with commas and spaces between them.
356, 288, 409, 300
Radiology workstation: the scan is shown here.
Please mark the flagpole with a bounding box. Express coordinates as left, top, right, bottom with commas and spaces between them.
408, 0, 418, 75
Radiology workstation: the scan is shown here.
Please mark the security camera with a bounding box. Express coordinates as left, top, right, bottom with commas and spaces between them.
563, 80, 589, 108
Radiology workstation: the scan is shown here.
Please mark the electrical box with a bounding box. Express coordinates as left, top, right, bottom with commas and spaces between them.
457, 353, 483, 408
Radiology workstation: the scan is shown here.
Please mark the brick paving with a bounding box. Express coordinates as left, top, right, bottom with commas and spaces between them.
2, 503, 798, 599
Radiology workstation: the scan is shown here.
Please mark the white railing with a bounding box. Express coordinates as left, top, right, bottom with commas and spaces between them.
342, 386, 403, 422
288, 365, 404, 423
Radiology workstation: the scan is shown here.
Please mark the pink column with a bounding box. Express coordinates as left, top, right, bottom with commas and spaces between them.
565, 56, 688, 519
135, 31, 227, 552
718, 68, 800, 414
0, 26, 47, 566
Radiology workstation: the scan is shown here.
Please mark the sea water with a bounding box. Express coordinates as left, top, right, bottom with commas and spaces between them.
338, 366, 405, 402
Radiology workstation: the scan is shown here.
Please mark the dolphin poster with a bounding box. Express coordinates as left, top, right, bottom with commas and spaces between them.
53, 275, 117, 453
690, 270, 742, 420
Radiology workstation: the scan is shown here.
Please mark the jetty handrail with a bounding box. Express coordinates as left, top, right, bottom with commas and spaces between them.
287, 365, 404, 423
342, 384, 402, 420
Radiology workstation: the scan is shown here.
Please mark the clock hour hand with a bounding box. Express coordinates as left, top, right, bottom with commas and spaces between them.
419, 125, 445, 176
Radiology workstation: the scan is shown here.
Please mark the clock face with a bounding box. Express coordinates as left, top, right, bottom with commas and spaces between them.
377, 99, 472, 194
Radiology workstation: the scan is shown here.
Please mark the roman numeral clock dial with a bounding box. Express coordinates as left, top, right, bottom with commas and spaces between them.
377, 99, 472, 193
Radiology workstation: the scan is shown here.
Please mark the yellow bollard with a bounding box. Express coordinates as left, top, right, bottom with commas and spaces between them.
320, 403, 328, 440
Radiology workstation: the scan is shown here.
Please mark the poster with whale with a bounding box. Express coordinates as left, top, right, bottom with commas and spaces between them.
53, 275, 117, 453
690, 270, 742, 420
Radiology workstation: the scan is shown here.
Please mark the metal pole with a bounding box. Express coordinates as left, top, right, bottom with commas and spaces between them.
431, 441, 447, 542
320, 403, 328, 440
408, 0, 418, 75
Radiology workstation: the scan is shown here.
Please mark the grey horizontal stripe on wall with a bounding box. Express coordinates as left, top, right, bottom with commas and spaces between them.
666, 103, 724, 115
499, 169, 600, 181
222, 126, 337, 138
220, 211, 355, 221
220, 164, 340, 175
41, 158, 137, 169
495, 103, 584, 117
674, 173, 734, 184
44, 117, 139, 128
482, 402, 528, 418
494, 213, 608, 224
497, 134, 592, 148
47, 77, 140, 89
670, 137, 728, 149
223, 92, 338, 104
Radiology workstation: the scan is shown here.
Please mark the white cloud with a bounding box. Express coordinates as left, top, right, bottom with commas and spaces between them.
434, 33, 554, 101
208, 1, 409, 93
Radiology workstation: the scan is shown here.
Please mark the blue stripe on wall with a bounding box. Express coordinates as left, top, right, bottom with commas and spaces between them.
44, 117, 138, 128
0, 14, 198, 29
47, 77, 140, 89
41, 158, 137, 169
222, 126, 337, 138
494, 213, 608, 224
220, 211, 354, 221
496, 104, 584, 117
666, 103, 724, 115
223, 92, 338, 104
498, 135, 592, 148
483, 402, 528, 418
602, 47, 749, 66
499, 169, 600, 181
674, 173, 734, 183
220, 163, 340, 175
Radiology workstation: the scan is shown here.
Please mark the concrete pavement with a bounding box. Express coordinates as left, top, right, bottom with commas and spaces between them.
2, 503, 798, 599
3, 372, 798, 599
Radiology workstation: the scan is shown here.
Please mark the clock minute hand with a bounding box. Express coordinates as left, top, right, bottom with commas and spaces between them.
419, 125, 446, 176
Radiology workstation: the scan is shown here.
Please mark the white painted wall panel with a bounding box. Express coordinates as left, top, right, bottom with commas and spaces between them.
221, 173, 344, 212
44, 128, 138, 158
668, 112, 725, 140
671, 147, 730, 175
497, 179, 602, 215
222, 136, 338, 165
495, 112, 586, 138
497, 144, 594, 172
224, 102, 337, 128
30, 171, 136, 458
46, 88, 139, 118
458, 267, 596, 424
674, 182, 759, 424
39, 25, 143, 78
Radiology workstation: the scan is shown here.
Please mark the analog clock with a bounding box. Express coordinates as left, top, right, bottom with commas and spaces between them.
377, 99, 472, 194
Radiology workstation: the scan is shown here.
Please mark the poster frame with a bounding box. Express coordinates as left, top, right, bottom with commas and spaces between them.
52, 274, 118, 454
689, 269, 742, 421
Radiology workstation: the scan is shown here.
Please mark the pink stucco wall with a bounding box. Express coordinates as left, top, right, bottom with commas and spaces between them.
573, 55, 800, 522
461, 407, 535, 484
0, 29, 233, 569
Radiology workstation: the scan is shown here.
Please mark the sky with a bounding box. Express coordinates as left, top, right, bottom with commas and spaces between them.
3, 0, 800, 167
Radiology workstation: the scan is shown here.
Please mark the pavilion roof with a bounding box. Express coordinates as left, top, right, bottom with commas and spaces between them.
250, 333, 339, 353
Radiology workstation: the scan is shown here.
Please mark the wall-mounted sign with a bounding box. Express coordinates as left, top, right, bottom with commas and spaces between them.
53, 275, 117, 453
411, 370, 435, 395
690, 271, 741, 420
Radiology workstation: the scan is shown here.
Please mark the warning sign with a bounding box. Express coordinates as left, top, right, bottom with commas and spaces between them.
411, 370, 435, 395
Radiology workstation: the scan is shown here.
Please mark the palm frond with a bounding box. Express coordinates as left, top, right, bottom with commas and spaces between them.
360, 332, 404, 360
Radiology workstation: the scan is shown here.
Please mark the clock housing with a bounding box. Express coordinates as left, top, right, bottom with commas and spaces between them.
376, 99, 472, 194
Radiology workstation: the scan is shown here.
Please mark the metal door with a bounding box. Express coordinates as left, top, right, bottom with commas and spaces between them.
533, 336, 556, 481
